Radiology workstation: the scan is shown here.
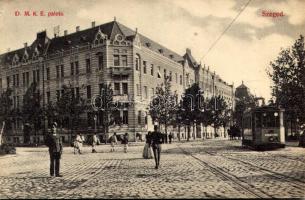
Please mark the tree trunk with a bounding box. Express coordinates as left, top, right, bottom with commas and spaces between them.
0, 121, 5, 146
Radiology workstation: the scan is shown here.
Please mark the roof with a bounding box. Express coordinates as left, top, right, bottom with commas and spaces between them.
183, 48, 200, 68
1, 20, 184, 65
236, 81, 248, 89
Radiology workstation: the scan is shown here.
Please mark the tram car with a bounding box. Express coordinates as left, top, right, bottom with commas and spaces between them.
242, 106, 285, 150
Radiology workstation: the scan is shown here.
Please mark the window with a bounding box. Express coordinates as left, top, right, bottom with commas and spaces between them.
136, 84, 140, 96
164, 69, 167, 79
145, 112, 148, 125
150, 64, 154, 76
144, 86, 148, 99
138, 111, 141, 125
26, 72, 29, 86
123, 110, 128, 124
7, 76, 10, 88
60, 65, 64, 78
114, 83, 120, 95
87, 85, 91, 99
36, 70, 40, 82
175, 73, 178, 83
122, 83, 128, 95
47, 92, 50, 103
16, 74, 19, 87
113, 110, 121, 125
56, 90, 60, 101
56, 66, 60, 78
33, 71, 36, 83
180, 75, 183, 85
169, 71, 172, 81
46, 68, 50, 80
121, 55, 127, 66
86, 59, 91, 73
114, 55, 120, 66
98, 55, 103, 70
151, 88, 155, 96
13, 75, 16, 87
22, 73, 25, 86
0, 78, 2, 89
75, 87, 80, 99
135, 55, 140, 71
71, 63, 74, 75
75, 61, 79, 75
143, 61, 147, 74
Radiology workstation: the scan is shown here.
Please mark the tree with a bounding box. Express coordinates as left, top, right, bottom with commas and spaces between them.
180, 83, 205, 140
233, 94, 256, 128
0, 88, 13, 145
267, 35, 305, 126
93, 83, 114, 141
207, 96, 231, 137
55, 84, 86, 139
149, 76, 177, 134
22, 82, 43, 142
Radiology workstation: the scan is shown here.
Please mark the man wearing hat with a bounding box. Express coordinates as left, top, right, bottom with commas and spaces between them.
45, 122, 63, 177
150, 124, 164, 169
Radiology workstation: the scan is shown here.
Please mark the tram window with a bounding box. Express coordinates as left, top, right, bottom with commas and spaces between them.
255, 113, 262, 128
262, 112, 279, 127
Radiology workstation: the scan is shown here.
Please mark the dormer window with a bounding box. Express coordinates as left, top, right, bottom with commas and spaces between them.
169, 54, 174, 59
94, 27, 107, 46
12, 54, 20, 66
145, 42, 151, 48
159, 49, 163, 54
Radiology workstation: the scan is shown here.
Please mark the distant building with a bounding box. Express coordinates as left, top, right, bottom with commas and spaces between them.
0, 20, 235, 144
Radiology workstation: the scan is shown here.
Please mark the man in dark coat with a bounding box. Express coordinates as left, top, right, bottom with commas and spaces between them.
150, 125, 164, 169
45, 122, 63, 177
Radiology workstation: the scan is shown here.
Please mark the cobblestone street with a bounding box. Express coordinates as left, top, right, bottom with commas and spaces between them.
0, 139, 304, 198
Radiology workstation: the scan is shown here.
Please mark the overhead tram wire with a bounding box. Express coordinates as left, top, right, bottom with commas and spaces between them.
200, 0, 252, 61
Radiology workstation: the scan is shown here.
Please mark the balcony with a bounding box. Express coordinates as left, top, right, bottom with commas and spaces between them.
109, 66, 132, 76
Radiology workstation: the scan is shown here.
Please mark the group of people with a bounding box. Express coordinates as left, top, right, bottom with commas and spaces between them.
45, 123, 165, 177
143, 125, 164, 169
228, 124, 241, 140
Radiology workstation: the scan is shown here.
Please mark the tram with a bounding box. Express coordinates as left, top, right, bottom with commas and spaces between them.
242, 106, 285, 150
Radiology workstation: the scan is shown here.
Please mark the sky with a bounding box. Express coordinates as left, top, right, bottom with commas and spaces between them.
0, 0, 304, 100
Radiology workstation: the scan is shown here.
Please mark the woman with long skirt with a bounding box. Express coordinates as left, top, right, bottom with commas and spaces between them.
143, 132, 153, 159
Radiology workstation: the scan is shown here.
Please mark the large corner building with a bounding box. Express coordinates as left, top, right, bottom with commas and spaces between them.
0, 20, 235, 144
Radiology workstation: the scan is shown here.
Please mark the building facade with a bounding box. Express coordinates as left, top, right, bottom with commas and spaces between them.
0, 20, 235, 144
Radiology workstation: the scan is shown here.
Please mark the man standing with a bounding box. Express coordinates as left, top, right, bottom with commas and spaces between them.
110, 132, 118, 152
45, 122, 63, 177
91, 133, 99, 153
151, 125, 164, 169
122, 133, 129, 153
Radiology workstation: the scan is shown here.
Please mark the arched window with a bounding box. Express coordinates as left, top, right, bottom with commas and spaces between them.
135, 54, 140, 71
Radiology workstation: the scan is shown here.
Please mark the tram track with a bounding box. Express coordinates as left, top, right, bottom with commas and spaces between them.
192, 147, 305, 189
177, 145, 272, 198
219, 153, 305, 186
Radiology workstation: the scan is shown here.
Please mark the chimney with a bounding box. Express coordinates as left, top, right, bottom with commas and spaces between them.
186, 48, 191, 55
37, 31, 47, 40
24, 43, 28, 48
91, 21, 95, 28
64, 30, 68, 36
76, 26, 80, 32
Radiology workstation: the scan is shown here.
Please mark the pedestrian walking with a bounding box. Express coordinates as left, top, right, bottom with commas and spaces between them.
91, 133, 99, 153
75, 133, 84, 154
143, 132, 153, 159
299, 130, 305, 148
151, 125, 164, 169
122, 133, 129, 153
110, 132, 118, 152
169, 132, 173, 144
45, 122, 63, 177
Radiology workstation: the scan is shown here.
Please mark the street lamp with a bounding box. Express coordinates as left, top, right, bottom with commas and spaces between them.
94, 115, 97, 133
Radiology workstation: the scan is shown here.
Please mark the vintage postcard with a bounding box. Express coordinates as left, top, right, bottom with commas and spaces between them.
0, 0, 304, 199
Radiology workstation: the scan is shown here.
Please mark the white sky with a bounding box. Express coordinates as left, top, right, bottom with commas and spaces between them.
0, 0, 304, 100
